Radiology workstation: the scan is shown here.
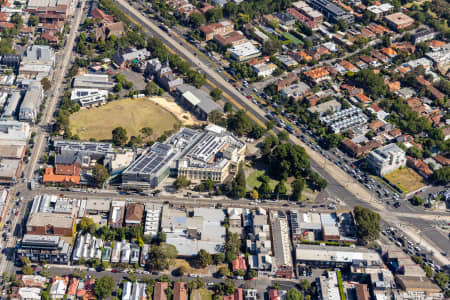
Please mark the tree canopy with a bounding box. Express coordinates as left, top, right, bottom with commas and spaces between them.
197, 249, 213, 267
112, 127, 127, 146
147, 243, 178, 271
93, 164, 109, 188
286, 288, 303, 300
268, 143, 310, 180
230, 162, 246, 199
79, 217, 97, 234
353, 69, 387, 98
353, 206, 380, 242
94, 276, 116, 299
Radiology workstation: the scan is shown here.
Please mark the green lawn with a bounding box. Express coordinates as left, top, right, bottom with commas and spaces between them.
70, 97, 180, 142
191, 289, 213, 300
282, 32, 303, 46
246, 169, 284, 191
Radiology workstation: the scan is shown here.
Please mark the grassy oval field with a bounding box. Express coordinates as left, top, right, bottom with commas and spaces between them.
70, 97, 180, 142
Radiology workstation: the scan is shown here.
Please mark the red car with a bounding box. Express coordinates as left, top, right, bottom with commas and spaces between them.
247, 95, 251, 99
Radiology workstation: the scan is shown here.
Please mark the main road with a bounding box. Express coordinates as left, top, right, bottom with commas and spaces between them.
25, 0, 87, 182
0, 0, 86, 275
114, 0, 450, 265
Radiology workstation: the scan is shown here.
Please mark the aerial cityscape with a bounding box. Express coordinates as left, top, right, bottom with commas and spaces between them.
0, 0, 448, 298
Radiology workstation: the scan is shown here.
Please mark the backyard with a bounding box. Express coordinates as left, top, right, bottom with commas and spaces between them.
191, 289, 213, 300
69, 97, 180, 142
383, 167, 425, 194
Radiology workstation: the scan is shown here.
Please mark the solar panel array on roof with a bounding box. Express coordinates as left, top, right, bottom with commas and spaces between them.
54, 140, 112, 155
123, 126, 245, 187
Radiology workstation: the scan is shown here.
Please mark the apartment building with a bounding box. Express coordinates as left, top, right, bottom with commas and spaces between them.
366, 143, 406, 176
200, 20, 234, 40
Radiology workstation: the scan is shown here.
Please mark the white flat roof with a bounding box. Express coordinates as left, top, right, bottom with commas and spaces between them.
230, 42, 261, 58
182, 91, 201, 106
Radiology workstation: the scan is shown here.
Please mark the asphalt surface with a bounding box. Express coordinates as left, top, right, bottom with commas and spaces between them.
26, 0, 87, 182
0, 0, 86, 275
87, 0, 450, 265
47, 265, 288, 290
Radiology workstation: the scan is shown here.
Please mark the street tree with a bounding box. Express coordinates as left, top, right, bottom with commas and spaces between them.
210, 88, 222, 101
174, 176, 190, 190
94, 276, 116, 299
434, 272, 449, 290
218, 266, 229, 277
411, 195, 425, 206
286, 288, 303, 300
41, 77, 51, 91
224, 102, 232, 113
249, 189, 259, 200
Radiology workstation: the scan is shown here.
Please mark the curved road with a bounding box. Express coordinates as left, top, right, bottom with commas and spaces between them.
115, 0, 450, 265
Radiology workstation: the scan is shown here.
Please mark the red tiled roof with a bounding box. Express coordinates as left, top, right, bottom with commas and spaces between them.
173, 282, 187, 300
269, 290, 279, 300
355, 93, 371, 103
370, 103, 382, 112
304, 67, 329, 79
0, 12, 8, 22
340, 60, 356, 71
434, 155, 450, 166
232, 256, 247, 272
67, 278, 79, 296
389, 128, 402, 138
154, 282, 168, 300
0, 22, 14, 29
429, 40, 446, 48
43, 167, 80, 184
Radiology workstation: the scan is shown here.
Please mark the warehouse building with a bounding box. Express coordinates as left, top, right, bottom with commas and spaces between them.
2, 91, 23, 120
72, 74, 115, 90
161, 206, 226, 256
176, 84, 222, 121
19, 82, 43, 123
295, 244, 383, 269
0, 120, 30, 146
229, 42, 262, 62
270, 211, 293, 278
